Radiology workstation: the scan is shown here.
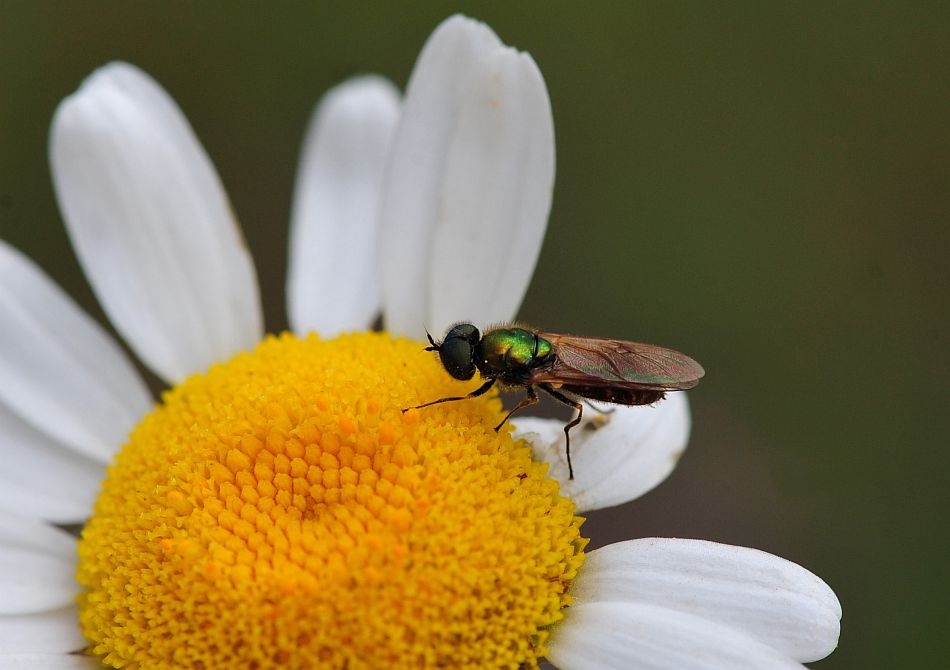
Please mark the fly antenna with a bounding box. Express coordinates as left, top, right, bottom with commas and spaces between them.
424, 328, 439, 352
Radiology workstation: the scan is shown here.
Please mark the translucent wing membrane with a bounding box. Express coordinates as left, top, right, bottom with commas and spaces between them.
530, 334, 704, 389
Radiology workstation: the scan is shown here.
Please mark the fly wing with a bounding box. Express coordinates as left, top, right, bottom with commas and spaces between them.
528, 334, 705, 390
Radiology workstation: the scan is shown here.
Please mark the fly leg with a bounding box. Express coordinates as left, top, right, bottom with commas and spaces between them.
493, 385, 540, 432
538, 384, 584, 480
403, 379, 495, 412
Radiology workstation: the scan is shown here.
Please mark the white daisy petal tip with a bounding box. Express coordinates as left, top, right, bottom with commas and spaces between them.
51, 60, 262, 384
379, 13, 554, 339
566, 538, 841, 665
317, 75, 401, 125
512, 392, 692, 513
287, 75, 400, 337
432, 13, 504, 49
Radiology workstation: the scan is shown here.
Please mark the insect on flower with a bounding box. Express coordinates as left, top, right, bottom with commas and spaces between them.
405, 323, 705, 478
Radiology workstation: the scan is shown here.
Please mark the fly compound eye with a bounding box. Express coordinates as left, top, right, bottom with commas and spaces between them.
436, 323, 480, 380
439, 336, 476, 380
444, 323, 479, 343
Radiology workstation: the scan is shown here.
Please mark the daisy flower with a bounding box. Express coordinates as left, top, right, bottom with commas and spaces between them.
0, 14, 840, 670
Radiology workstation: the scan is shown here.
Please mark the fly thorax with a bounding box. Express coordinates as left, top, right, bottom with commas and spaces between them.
478, 329, 549, 375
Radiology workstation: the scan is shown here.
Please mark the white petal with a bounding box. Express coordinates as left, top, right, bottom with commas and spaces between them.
427, 47, 554, 333
571, 539, 841, 663
513, 392, 691, 512
381, 14, 557, 336
0, 516, 76, 559
0, 401, 102, 524
287, 76, 401, 337
0, 478, 89, 528
0, 606, 85, 654
378, 14, 502, 337
50, 62, 262, 383
0, 546, 76, 615
0, 655, 98, 669
547, 601, 806, 670
0, 519, 77, 614
0, 242, 151, 464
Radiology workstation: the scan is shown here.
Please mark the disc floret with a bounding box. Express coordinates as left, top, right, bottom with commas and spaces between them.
78, 332, 586, 669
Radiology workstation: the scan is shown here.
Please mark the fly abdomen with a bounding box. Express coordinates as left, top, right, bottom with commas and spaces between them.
559, 385, 665, 406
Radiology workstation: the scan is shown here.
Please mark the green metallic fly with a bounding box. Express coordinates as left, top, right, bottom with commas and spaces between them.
404, 323, 704, 479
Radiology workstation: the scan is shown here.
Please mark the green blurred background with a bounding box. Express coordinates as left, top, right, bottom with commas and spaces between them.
2, 2, 948, 668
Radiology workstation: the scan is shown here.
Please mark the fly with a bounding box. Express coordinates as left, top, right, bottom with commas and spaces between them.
404, 323, 704, 478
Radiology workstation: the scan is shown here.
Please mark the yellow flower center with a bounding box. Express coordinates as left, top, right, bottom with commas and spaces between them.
78, 332, 586, 669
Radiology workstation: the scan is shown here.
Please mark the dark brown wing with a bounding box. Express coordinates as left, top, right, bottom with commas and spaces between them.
527, 333, 705, 390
